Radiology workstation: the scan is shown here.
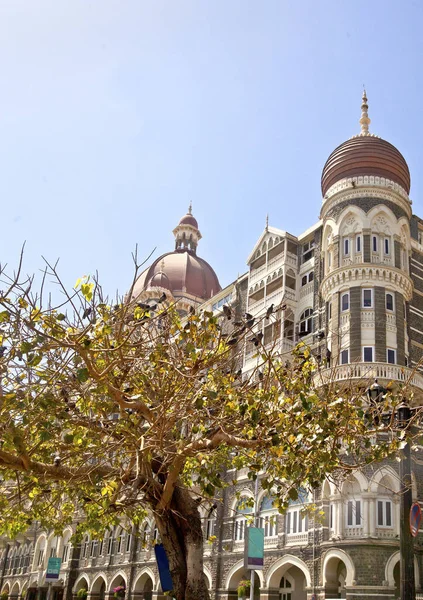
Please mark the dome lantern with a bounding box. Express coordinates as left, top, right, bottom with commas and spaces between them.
173, 202, 202, 254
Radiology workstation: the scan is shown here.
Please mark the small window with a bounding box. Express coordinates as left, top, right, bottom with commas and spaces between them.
301, 275, 307, 287
328, 252, 332, 267
341, 293, 349, 312
344, 238, 350, 256
377, 500, 392, 527
387, 349, 396, 364
328, 302, 332, 320
347, 500, 362, 526
299, 309, 313, 334
308, 271, 314, 283
386, 293, 394, 311
340, 349, 349, 365
384, 238, 390, 255
363, 347, 374, 362
362, 289, 373, 308
356, 236, 361, 252
372, 236, 378, 252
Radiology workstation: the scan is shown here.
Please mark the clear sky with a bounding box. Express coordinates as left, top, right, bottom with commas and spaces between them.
1, 0, 422, 299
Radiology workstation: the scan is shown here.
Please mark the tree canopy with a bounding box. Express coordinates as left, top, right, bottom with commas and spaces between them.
0, 256, 417, 600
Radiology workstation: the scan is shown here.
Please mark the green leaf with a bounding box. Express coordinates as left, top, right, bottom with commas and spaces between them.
77, 368, 89, 383
0, 311, 9, 323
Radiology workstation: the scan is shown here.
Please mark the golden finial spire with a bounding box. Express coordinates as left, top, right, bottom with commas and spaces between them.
188, 201, 192, 215
359, 88, 371, 135
265, 213, 269, 231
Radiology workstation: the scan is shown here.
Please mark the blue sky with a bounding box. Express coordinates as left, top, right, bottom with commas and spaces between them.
0, 0, 423, 298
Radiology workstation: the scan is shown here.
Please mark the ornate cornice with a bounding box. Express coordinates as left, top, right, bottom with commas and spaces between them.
320, 264, 413, 301
321, 178, 412, 222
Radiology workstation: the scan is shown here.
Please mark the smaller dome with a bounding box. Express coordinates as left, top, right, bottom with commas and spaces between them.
179, 213, 198, 228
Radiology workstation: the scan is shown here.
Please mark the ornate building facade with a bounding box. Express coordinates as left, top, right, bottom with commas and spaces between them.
2, 93, 423, 600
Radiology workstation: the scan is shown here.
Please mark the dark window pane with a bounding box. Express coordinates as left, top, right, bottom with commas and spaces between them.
363, 289, 372, 307
364, 347, 373, 362
342, 294, 349, 311
378, 501, 383, 526
386, 294, 393, 310
356, 501, 361, 525
387, 349, 395, 364
347, 501, 352, 526
386, 502, 392, 527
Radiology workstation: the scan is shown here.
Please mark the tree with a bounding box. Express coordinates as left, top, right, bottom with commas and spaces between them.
0, 256, 416, 600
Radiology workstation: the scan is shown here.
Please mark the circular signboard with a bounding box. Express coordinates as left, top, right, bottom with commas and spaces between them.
410, 502, 422, 537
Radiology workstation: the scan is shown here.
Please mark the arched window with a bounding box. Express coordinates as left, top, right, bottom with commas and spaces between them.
286, 488, 309, 537
82, 535, 90, 559
259, 495, 277, 537
299, 309, 313, 334
234, 498, 253, 542
205, 506, 217, 540
344, 478, 363, 531
386, 293, 394, 311
115, 527, 124, 554
125, 531, 132, 553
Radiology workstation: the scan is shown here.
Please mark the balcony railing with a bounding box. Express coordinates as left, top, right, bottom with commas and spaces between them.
315, 362, 423, 393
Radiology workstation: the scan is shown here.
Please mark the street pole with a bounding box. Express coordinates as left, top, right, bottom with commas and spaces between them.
398, 402, 415, 600
249, 476, 260, 600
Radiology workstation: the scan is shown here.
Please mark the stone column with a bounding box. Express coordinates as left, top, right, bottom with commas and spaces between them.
395, 292, 405, 365
394, 236, 401, 269
332, 236, 340, 269
362, 495, 370, 537
369, 496, 376, 538
349, 286, 361, 362
374, 286, 386, 363
363, 230, 371, 263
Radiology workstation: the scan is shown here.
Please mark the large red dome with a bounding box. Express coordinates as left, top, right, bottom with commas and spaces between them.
321, 135, 410, 197
133, 251, 221, 301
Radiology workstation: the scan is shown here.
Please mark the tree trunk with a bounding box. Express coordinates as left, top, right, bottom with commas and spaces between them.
155, 487, 211, 600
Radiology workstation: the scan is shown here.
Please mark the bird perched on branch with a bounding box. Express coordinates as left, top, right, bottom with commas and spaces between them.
158, 293, 167, 304
250, 332, 263, 346
222, 305, 232, 320
266, 304, 274, 318
82, 307, 92, 319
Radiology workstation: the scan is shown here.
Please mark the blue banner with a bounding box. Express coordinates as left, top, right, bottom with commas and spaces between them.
154, 544, 173, 592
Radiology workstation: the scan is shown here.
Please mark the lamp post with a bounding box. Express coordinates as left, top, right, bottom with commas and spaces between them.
367, 380, 415, 600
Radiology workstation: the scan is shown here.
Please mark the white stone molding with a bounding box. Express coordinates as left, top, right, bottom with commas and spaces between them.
320, 265, 413, 301
368, 466, 400, 494
203, 566, 213, 590
225, 559, 265, 589
10, 582, 20, 595
90, 573, 108, 593
109, 571, 128, 591
73, 574, 91, 593
385, 551, 420, 588
132, 568, 156, 593
321, 183, 412, 222
266, 554, 312, 588
322, 175, 410, 203
322, 548, 356, 587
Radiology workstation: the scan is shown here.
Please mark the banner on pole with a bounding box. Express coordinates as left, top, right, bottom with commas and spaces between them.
154, 544, 174, 592
244, 527, 264, 570
46, 557, 62, 580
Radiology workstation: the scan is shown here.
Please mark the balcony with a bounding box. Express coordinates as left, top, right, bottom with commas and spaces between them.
315, 363, 423, 398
